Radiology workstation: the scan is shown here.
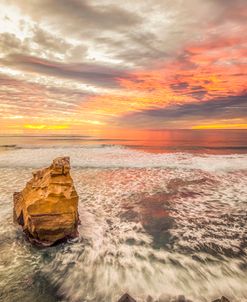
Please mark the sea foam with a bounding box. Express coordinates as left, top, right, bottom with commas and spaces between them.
0, 145, 247, 171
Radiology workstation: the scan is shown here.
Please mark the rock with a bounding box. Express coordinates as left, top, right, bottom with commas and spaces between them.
177, 295, 186, 302
158, 293, 172, 302
212, 297, 230, 302
221, 297, 230, 302
146, 295, 153, 302
13, 157, 79, 246
117, 293, 137, 302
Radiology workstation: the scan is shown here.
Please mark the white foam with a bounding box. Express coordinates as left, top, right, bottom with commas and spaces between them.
0, 146, 247, 171
0, 155, 247, 301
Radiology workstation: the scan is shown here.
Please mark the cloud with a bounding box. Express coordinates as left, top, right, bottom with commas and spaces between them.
31, 26, 89, 61
6, 0, 141, 32
0, 26, 88, 63
1, 54, 130, 88
89, 0, 247, 67
0, 73, 92, 121
32, 26, 73, 54
0, 33, 29, 55
209, 0, 247, 23
118, 94, 247, 128
0, 0, 246, 132
4, 0, 244, 68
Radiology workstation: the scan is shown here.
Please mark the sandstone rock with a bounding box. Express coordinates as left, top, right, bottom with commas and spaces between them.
117, 293, 136, 302
13, 157, 79, 246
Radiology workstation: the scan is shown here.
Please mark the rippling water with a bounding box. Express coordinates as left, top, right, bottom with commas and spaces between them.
0, 136, 247, 302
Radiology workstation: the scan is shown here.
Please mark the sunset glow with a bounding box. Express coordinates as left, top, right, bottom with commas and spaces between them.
24, 124, 70, 130
0, 0, 246, 134
192, 123, 247, 130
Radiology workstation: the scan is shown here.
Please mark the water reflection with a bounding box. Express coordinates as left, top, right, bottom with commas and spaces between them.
0, 130, 247, 154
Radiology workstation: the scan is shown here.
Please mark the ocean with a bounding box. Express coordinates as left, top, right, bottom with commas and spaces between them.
0, 130, 246, 302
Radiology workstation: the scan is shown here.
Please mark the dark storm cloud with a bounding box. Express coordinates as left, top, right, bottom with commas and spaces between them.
1, 54, 130, 88
119, 94, 247, 127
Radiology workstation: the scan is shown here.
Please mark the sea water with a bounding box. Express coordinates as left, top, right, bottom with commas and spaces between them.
0, 131, 246, 302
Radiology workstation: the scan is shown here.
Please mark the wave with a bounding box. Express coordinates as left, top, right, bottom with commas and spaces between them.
0, 145, 247, 171
0, 145, 247, 301
0, 164, 246, 301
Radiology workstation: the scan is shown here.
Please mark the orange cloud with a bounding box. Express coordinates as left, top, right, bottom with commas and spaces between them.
82, 28, 246, 128
1, 17, 246, 133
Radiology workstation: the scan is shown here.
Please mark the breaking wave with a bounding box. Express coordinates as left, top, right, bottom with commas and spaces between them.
0, 145, 247, 172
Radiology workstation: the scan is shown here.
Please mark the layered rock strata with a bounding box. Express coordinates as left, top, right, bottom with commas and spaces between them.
13, 156, 79, 246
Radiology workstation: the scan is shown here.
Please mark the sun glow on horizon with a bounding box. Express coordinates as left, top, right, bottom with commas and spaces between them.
24, 124, 69, 130
192, 123, 247, 130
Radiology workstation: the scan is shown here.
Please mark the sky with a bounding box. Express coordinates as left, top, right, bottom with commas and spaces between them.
0, 0, 246, 135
